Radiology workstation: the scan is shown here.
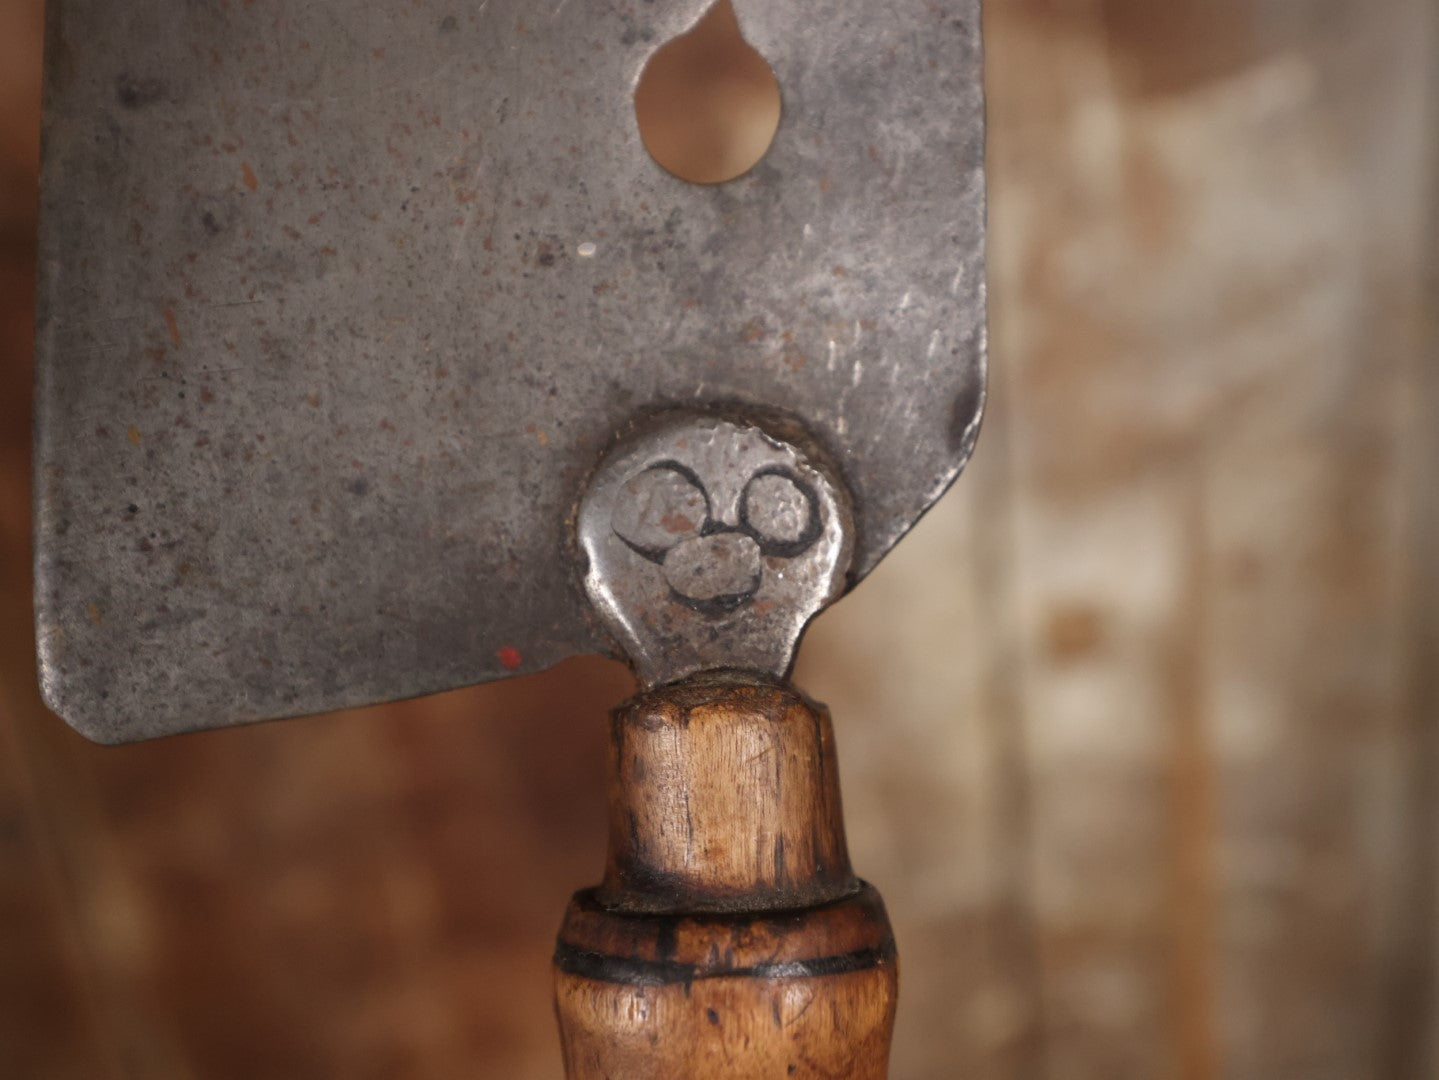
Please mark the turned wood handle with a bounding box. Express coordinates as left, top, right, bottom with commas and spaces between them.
554, 672, 898, 1080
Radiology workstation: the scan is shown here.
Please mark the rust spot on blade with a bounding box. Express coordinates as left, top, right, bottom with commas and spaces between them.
241, 161, 259, 191
662, 512, 696, 534
127, 425, 142, 445
163, 306, 182, 345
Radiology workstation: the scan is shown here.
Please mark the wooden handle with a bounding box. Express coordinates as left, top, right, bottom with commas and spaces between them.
554, 672, 898, 1079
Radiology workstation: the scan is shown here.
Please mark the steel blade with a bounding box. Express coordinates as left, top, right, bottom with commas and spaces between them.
34, 0, 985, 741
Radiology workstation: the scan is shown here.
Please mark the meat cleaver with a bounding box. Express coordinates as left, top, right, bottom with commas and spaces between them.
33, 1, 985, 1074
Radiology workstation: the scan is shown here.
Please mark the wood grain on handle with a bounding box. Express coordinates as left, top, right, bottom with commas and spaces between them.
554, 672, 898, 1079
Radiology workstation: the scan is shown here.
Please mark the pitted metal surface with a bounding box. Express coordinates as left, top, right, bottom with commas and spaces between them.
33, 0, 987, 740
579, 413, 852, 686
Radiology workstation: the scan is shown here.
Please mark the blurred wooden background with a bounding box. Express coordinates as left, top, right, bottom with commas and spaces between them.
1, 1, 1435, 1077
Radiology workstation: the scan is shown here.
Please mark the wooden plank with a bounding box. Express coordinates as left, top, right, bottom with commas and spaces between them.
977, 2, 1438, 1078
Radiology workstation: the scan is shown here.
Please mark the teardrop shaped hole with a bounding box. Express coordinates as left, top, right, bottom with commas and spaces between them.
634, 1, 781, 185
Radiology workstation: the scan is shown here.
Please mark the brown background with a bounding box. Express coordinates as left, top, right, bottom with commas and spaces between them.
2, 2, 1436, 1078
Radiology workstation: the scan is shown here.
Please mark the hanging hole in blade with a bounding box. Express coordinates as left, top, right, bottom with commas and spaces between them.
634, 1, 781, 185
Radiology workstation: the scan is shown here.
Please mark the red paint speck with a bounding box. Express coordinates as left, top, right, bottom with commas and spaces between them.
497, 646, 523, 671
